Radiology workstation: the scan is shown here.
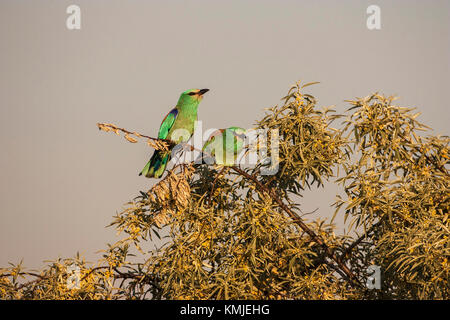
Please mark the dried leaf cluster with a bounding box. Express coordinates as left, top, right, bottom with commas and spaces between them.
97, 122, 170, 151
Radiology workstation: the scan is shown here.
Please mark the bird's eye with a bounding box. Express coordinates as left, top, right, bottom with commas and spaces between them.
188, 92, 197, 96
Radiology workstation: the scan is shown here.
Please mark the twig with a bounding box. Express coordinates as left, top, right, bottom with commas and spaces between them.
340, 220, 383, 261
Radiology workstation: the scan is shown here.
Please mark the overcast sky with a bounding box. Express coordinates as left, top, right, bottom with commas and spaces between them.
0, 0, 449, 269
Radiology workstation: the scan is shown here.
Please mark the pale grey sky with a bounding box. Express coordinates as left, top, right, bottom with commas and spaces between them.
0, 0, 449, 269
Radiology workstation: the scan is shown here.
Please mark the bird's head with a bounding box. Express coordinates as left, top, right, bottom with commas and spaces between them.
228, 127, 247, 140
178, 88, 209, 105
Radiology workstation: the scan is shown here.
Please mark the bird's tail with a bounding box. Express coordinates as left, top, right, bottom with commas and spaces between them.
139, 150, 170, 178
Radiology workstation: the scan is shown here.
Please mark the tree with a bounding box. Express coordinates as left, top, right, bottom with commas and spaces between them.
1, 81, 448, 299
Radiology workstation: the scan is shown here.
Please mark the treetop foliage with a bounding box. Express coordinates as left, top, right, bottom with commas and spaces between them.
1, 81, 448, 299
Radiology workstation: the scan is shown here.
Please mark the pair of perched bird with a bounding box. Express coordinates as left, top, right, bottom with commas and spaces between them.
139, 89, 245, 178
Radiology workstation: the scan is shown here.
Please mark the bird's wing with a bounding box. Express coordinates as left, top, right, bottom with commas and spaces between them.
158, 108, 179, 139
227, 128, 246, 153
202, 129, 225, 154
202, 136, 215, 155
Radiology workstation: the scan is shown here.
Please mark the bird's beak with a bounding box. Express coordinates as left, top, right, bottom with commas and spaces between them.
198, 88, 209, 95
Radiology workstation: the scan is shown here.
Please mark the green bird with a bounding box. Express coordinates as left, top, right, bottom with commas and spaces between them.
202, 126, 246, 166
140, 88, 209, 178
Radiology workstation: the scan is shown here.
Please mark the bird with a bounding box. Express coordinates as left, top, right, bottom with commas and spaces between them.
140, 88, 209, 178
202, 126, 246, 166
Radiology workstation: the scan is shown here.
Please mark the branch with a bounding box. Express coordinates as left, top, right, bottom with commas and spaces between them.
231, 166, 362, 288
97, 122, 211, 161
340, 220, 383, 261
97, 123, 174, 151
1, 267, 159, 292
0, 272, 47, 290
